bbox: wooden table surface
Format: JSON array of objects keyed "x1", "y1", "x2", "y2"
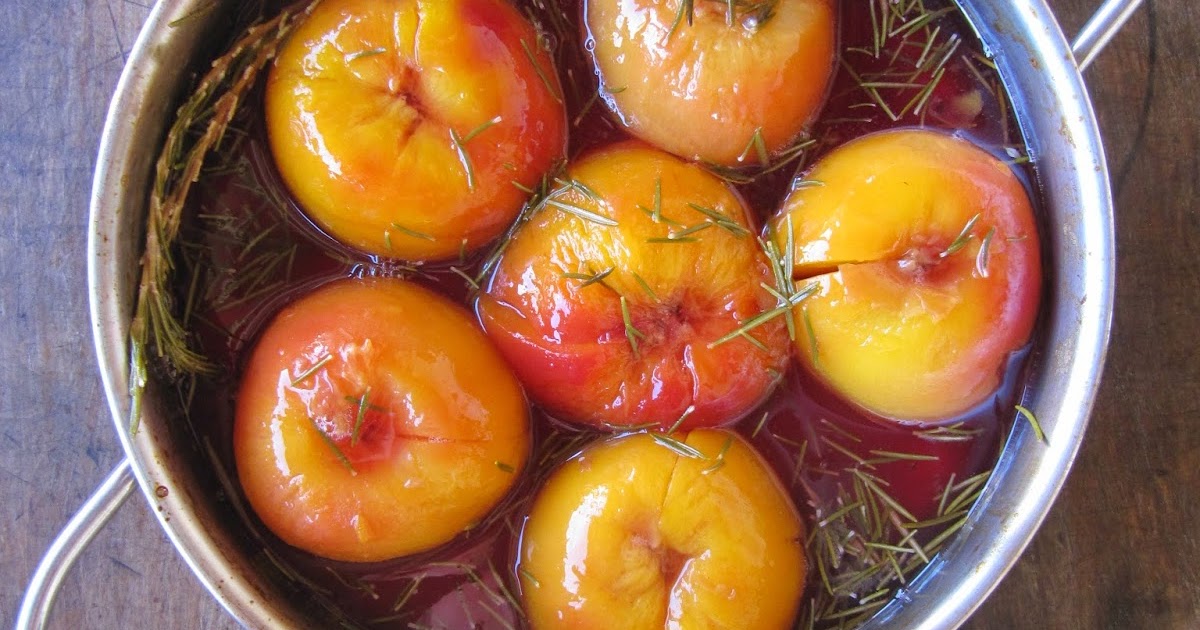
[{"x1": 1, "y1": 1, "x2": 1195, "y2": 628}]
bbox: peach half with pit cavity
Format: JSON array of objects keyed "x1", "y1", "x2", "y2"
[
  {"x1": 266, "y1": 0, "x2": 567, "y2": 260},
  {"x1": 770, "y1": 129, "x2": 1042, "y2": 421}
]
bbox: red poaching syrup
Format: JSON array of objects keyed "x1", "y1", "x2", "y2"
[{"x1": 171, "y1": 0, "x2": 1041, "y2": 627}]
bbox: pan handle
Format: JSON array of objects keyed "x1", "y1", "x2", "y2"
[
  {"x1": 15, "y1": 459, "x2": 136, "y2": 630},
  {"x1": 1072, "y1": 0, "x2": 1146, "y2": 71}
]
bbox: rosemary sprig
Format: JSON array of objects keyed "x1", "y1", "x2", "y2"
[
  {"x1": 631, "y1": 271, "x2": 659, "y2": 301},
  {"x1": 449, "y1": 128, "x2": 477, "y2": 191},
  {"x1": 447, "y1": 116, "x2": 503, "y2": 192},
  {"x1": 369, "y1": 576, "x2": 423, "y2": 622},
  {"x1": 554, "y1": 177, "x2": 601, "y2": 202},
  {"x1": 305, "y1": 415, "x2": 355, "y2": 474},
  {"x1": 940, "y1": 213, "x2": 981, "y2": 258},
  {"x1": 915, "y1": 421, "x2": 983, "y2": 442},
  {"x1": 601, "y1": 420, "x2": 660, "y2": 432},
  {"x1": 463, "y1": 115, "x2": 502, "y2": 142},
  {"x1": 841, "y1": 0, "x2": 971, "y2": 129},
  {"x1": 350, "y1": 387, "x2": 371, "y2": 446},
  {"x1": 686, "y1": 203, "x2": 751, "y2": 237},
  {"x1": 975, "y1": 227, "x2": 997, "y2": 277},
  {"x1": 344, "y1": 47, "x2": 386, "y2": 62},
  {"x1": 324, "y1": 567, "x2": 379, "y2": 600},
  {"x1": 794, "y1": 415, "x2": 995, "y2": 627},
  {"x1": 487, "y1": 559, "x2": 525, "y2": 619},
  {"x1": 390, "y1": 222, "x2": 435, "y2": 242},
  {"x1": 708, "y1": 282, "x2": 817, "y2": 348},
  {"x1": 668, "y1": 0, "x2": 779, "y2": 38},
  {"x1": 519, "y1": 38, "x2": 563, "y2": 104},
  {"x1": 667, "y1": 405, "x2": 696, "y2": 434},
  {"x1": 519, "y1": 567, "x2": 540, "y2": 589},
  {"x1": 562, "y1": 265, "x2": 614, "y2": 287},
  {"x1": 803, "y1": 306, "x2": 819, "y2": 363},
  {"x1": 646, "y1": 235, "x2": 698, "y2": 244},
  {"x1": 291, "y1": 354, "x2": 332, "y2": 387},
  {"x1": 668, "y1": 0, "x2": 695, "y2": 40},
  {"x1": 641, "y1": 177, "x2": 664, "y2": 223},
  {"x1": 737, "y1": 127, "x2": 771, "y2": 166},
  {"x1": 869, "y1": 449, "x2": 940, "y2": 462},
  {"x1": 545, "y1": 197, "x2": 618, "y2": 227},
  {"x1": 127, "y1": 0, "x2": 322, "y2": 433},
  {"x1": 650, "y1": 433, "x2": 705, "y2": 459},
  {"x1": 1016, "y1": 404, "x2": 1047, "y2": 443},
  {"x1": 620, "y1": 295, "x2": 645, "y2": 356},
  {"x1": 706, "y1": 136, "x2": 815, "y2": 185},
  {"x1": 450, "y1": 265, "x2": 481, "y2": 291},
  {"x1": 168, "y1": 1, "x2": 217, "y2": 28},
  {"x1": 700, "y1": 437, "x2": 734, "y2": 474},
  {"x1": 752, "y1": 411, "x2": 770, "y2": 437}
]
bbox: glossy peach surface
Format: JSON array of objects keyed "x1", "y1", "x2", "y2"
[
  {"x1": 265, "y1": 0, "x2": 567, "y2": 260},
  {"x1": 771, "y1": 129, "x2": 1042, "y2": 420},
  {"x1": 476, "y1": 142, "x2": 789, "y2": 430},
  {"x1": 519, "y1": 430, "x2": 805, "y2": 629},
  {"x1": 584, "y1": 0, "x2": 836, "y2": 166},
  {"x1": 234, "y1": 278, "x2": 529, "y2": 562}
]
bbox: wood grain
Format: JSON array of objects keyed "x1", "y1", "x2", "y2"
[{"x1": 0, "y1": 0, "x2": 1194, "y2": 628}]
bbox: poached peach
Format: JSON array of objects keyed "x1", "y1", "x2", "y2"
[
  {"x1": 266, "y1": 0, "x2": 567, "y2": 260},
  {"x1": 476, "y1": 142, "x2": 789, "y2": 430},
  {"x1": 770, "y1": 129, "x2": 1041, "y2": 420},
  {"x1": 234, "y1": 278, "x2": 529, "y2": 562},
  {"x1": 584, "y1": 0, "x2": 836, "y2": 166},
  {"x1": 518, "y1": 430, "x2": 805, "y2": 629}
]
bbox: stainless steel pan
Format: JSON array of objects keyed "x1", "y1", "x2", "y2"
[{"x1": 17, "y1": 0, "x2": 1143, "y2": 627}]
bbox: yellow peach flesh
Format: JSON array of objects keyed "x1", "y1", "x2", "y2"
[
  {"x1": 234, "y1": 278, "x2": 529, "y2": 562},
  {"x1": 519, "y1": 430, "x2": 805, "y2": 629},
  {"x1": 585, "y1": 0, "x2": 836, "y2": 165},
  {"x1": 266, "y1": 0, "x2": 566, "y2": 260},
  {"x1": 773, "y1": 129, "x2": 1041, "y2": 420}
]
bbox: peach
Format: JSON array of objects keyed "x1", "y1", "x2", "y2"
[
  {"x1": 518, "y1": 430, "x2": 806, "y2": 629},
  {"x1": 265, "y1": 0, "x2": 567, "y2": 260},
  {"x1": 476, "y1": 141, "x2": 789, "y2": 430},
  {"x1": 770, "y1": 129, "x2": 1042, "y2": 420},
  {"x1": 583, "y1": 0, "x2": 836, "y2": 166},
  {"x1": 233, "y1": 278, "x2": 529, "y2": 562}
]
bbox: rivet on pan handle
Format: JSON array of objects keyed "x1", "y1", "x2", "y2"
[
  {"x1": 15, "y1": 460, "x2": 135, "y2": 630},
  {"x1": 1072, "y1": 0, "x2": 1146, "y2": 71}
]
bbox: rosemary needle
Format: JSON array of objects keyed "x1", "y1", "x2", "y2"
[
  {"x1": 390, "y1": 222, "x2": 435, "y2": 242},
  {"x1": 1016, "y1": 404, "x2": 1047, "y2": 443},
  {"x1": 350, "y1": 387, "x2": 371, "y2": 447},
  {"x1": 651, "y1": 433, "x2": 704, "y2": 459},
  {"x1": 449, "y1": 128, "x2": 477, "y2": 191},
  {"x1": 941, "y1": 213, "x2": 981, "y2": 258},
  {"x1": 620, "y1": 295, "x2": 645, "y2": 355},
  {"x1": 305, "y1": 415, "x2": 355, "y2": 474},
  {"x1": 291, "y1": 354, "x2": 332, "y2": 386}
]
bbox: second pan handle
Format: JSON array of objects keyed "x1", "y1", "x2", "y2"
[
  {"x1": 1072, "y1": 0, "x2": 1146, "y2": 71},
  {"x1": 14, "y1": 460, "x2": 135, "y2": 630}
]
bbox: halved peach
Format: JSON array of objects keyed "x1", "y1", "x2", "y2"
[
  {"x1": 476, "y1": 141, "x2": 789, "y2": 430},
  {"x1": 518, "y1": 430, "x2": 806, "y2": 629},
  {"x1": 584, "y1": 0, "x2": 836, "y2": 166},
  {"x1": 234, "y1": 278, "x2": 529, "y2": 562},
  {"x1": 770, "y1": 129, "x2": 1041, "y2": 420},
  {"x1": 266, "y1": 0, "x2": 567, "y2": 260}
]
